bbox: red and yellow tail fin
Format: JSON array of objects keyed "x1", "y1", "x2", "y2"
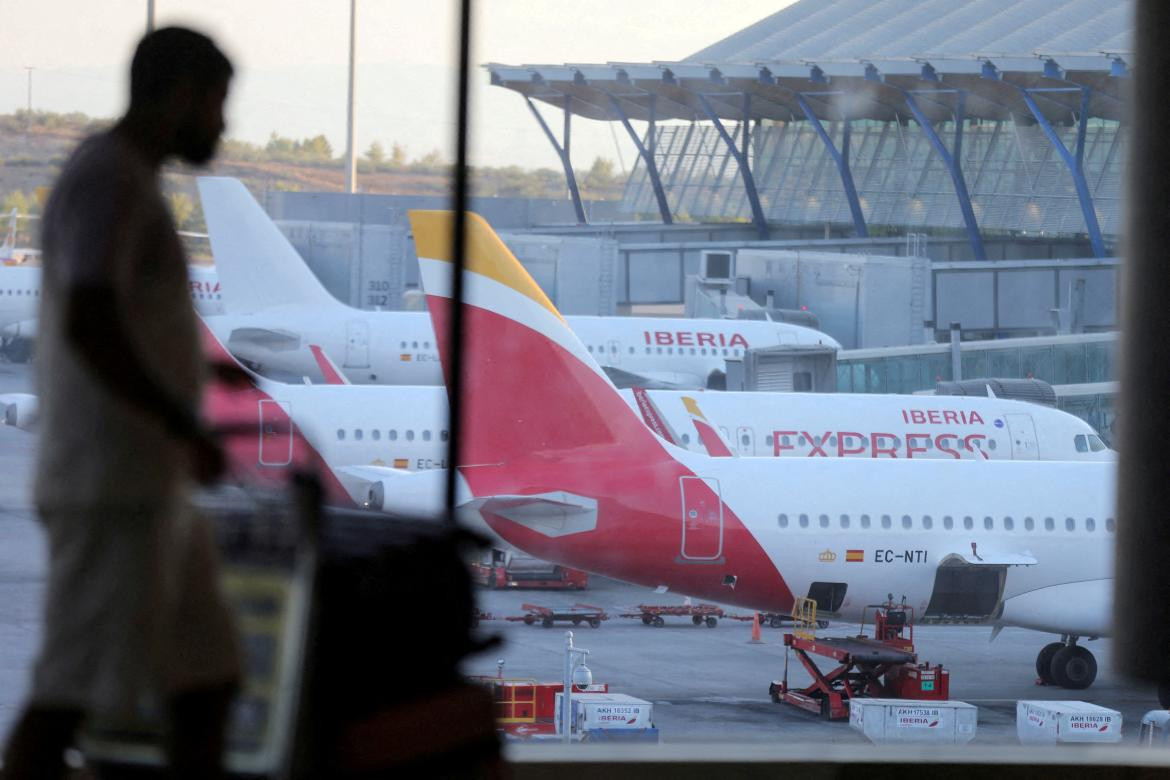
[
  {"x1": 681, "y1": 396, "x2": 735, "y2": 458},
  {"x1": 410, "y1": 210, "x2": 663, "y2": 467}
]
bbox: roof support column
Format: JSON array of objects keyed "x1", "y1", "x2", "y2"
[
  {"x1": 697, "y1": 93, "x2": 768, "y2": 239},
  {"x1": 903, "y1": 90, "x2": 986, "y2": 260},
  {"x1": 607, "y1": 93, "x2": 672, "y2": 225},
  {"x1": 526, "y1": 97, "x2": 586, "y2": 224},
  {"x1": 1019, "y1": 87, "x2": 1106, "y2": 258},
  {"x1": 796, "y1": 94, "x2": 868, "y2": 237}
]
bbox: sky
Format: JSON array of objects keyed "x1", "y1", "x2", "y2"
[{"x1": 0, "y1": 1, "x2": 791, "y2": 173}]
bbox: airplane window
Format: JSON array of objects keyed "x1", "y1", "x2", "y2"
[
  {"x1": 988, "y1": 439, "x2": 998, "y2": 451},
  {"x1": 722, "y1": 349, "x2": 728, "y2": 356},
  {"x1": 839, "y1": 514, "x2": 850, "y2": 529},
  {"x1": 1074, "y1": 434, "x2": 1089, "y2": 453},
  {"x1": 740, "y1": 434, "x2": 750, "y2": 446},
  {"x1": 963, "y1": 516, "x2": 974, "y2": 530},
  {"x1": 859, "y1": 436, "x2": 869, "y2": 447},
  {"x1": 690, "y1": 348, "x2": 696, "y2": 355},
  {"x1": 860, "y1": 514, "x2": 870, "y2": 529},
  {"x1": 778, "y1": 514, "x2": 788, "y2": 528},
  {"x1": 1086, "y1": 517, "x2": 1096, "y2": 532},
  {"x1": 406, "y1": 430, "x2": 415, "y2": 441},
  {"x1": 588, "y1": 346, "x2": 594, "y2": 352},
  {"x1": 700, "y1": 348, "x2": 707, "y2": 355},
  {"x1": 355, "y1": 429, "x2": 364, "y2": 441},
  {"x1": 412, "y1": 341, "x2": 418, "y2": 348},
  {"x1": 818, "y1": 514, "x2": 829, "y2": 528},
  {"x1": 1045, "y1": 517, "x2": 1055, "y2": 531},
  {"x1": 657, "y1": 348, "x2": 663, "y2": 354},
  {"x1": 924, "y1": 438, "x2": 933, "y2": 450},
  {"x1": 881, "y1": 514, "x2": 891, "y2": 529},
  {"x1": 1065, "y1": 517, "x2": 1076, "y2": 531},
  {"x1": 984, "y1": 516, "x2": 993, "y2": 530},
  {"x1": 681, "y1": 433, "x2": 691, "y2": 445},
  {"x1": 645, "y1": 347, "x2": 651, "y2": 354},
  {"x1": 1025, "y1": 516, "x2": 1035, "y2": 531},
  {"x1": 423, "y1": 430, "x2": 432, "y2": 441},
  {"x1": 1106, "y1": 517, "x2": 1116, "y2": 533},
  {"x1": 1004, "y1": 516, "x2": 1014, "y2": 531},
  {"x1": 892, "y1": 436, "x2": 902, "y2": 448},
  {"x1": 943, "y1": 515, "x2": 953, "y2": 530},
  {"x1": 901, "y1": 515, "x2": 912, "y2": 529},
  {"x1": 372, "y1": 430, "x2": 381, "y2": 441},
  {"x1": 400, "y1": 341, "x2": 406, "y2": 349},
  {"x1": 389, "y1": 430, "x2": 398, "y2": 441},
  {"x1": 336, "y1": 429, "x2": 345, "y2": 440},
  {"x1": 424, "y1": 341, "x2": 430, "y2": 348},
  {"x1": 782, "y1": 436, "x2": 791, "y2": 447},
  {"x1": 764, "y1": 435, "x2": 773, "y2": 447},
  {"x1": 1089, "y1": 435, "x2": 1108, "y2": 452},
  {"x1": 798, "y1": 435, "x2": 807, "y2": 446},
  {"x1": 628, "y1": 347, "x2": 634, "y2": 354},
  {"x1": 441, "y1": 430, "x2": 449, "y2": 442},
  {"x1": 829, "y1": 435, "x2": 838, "y2": 448},
  {"x1": 922, "y1": 515, "x2": 932, "y2": 530},
  {"x1": 799, "y1": 514, "x2": 809, "y2": 529}
]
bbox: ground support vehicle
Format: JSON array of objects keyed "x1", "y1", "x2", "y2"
[
  {"x1": 770, "y1": 603, "x2": 949, "y2": 720},
  {"x1": 506, "y1": 603, "x2": 608, "y2": 628},
  {"x1": 470, "y1": 550, "x2": 589, "y2": 590},
  {"x1": 621, "y1": 603, "x2": 724, "y2": 627}
]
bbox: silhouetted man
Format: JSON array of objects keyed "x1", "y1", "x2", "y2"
[{"x1": 3, "y1": 27, "x2": 240, "y2": 779}]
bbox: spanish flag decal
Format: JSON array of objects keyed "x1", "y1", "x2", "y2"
[
  {"x1": 845, "y1": 549, "x2": 864, "y2": 563},
  {"x1": 400, "y1": 354, "x2": 412, "y2": 362},
  {"x1": 393, "y1": 458, "x2": 409, "y2": 469}
]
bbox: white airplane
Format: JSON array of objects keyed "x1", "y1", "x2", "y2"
[
  {"x1": 399, "y1": 209, "x2": 1119, "y2": 695},
  {"x1": 195, "y1": 176, "x2": 839, "y2": 389},
  {"x1": 0, "y1": 264, "x2": 222, "y2": 362}
]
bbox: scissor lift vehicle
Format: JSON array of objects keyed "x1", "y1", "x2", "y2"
[
  {"x1": 770, "y1": 600, "x2": 946, "y2": 720},
  {"x1": 621, "y1": 603, "x2": 724, "y2": 627}
]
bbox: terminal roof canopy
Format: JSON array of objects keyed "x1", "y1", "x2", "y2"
[{"x1": 486, "y1": 0, "x2": 1132, "y2": 124}]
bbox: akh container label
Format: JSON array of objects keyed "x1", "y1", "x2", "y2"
[{"x1": 894, "y1": 706, "x2": 942, "y2": 729}]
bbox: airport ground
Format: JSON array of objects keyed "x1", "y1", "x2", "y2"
[{"x1": 0, "y1": 359, "x2": 1160, "y2": 750}]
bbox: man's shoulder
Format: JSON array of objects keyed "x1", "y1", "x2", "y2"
[{"x1": 57, "y1": 131, "x2": 148, "y2": 192}]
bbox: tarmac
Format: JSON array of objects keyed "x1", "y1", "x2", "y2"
[{"x1": 0, "y1": 358, "x2": 1163, "y2": 752}]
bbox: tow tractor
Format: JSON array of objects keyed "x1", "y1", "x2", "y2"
[
  {"x1": 770, "y1": 598, "x2": 950, "y2": 720},
  {"x1": 470, "y1": 549, "x2": 589, "y2": 590}
]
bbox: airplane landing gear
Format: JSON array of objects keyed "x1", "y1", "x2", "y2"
[{"x1": 1037, "y1": 635, "x2": 1097, "y2": 690}]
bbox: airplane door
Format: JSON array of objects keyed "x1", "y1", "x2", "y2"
[
  {"x1": 735, "y1": 426, "x2": 755, "y2": 456},
  {"x1": 344, "y1": 320, "x2": 370, "y2": 368},
  {"x1": 607, "y1": 339, "x2": 621, "y2": 365},
  {"x1": 1004, "y1": 413, "x2": 1039, "y2": 460},
  {"x1": 679, "y1": 476, "x2": 724, "y2": 562},
  {"x1": 258, "y1": 399, "x2": 293, "y2": 466}
]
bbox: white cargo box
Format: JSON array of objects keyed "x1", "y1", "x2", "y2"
[
  {"x1": 1017, "y1": 700, "x2": 1122, "y2": 744},
  {"x1": 849, "y1": 698, "x2": 977, "y2": 744},
  {"x1": 554, "y1": 693, "x2": 653, "y2": 734}
]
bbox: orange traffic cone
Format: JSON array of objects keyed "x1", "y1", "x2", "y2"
[{"x1": 748, "y1": 611, "x2": 763, "y2": 644}]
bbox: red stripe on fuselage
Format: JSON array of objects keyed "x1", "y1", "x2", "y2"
[{"x1": 428, "y1": 295, "x2": 794, "y2": 611}]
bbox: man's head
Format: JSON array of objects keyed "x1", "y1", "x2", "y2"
[{"x1": 127, "y1": 27, "x2": 233, "y2": 165}]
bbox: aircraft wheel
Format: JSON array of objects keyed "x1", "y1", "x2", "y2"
[
  {"x1": 589, "y1": 618, "x2": 601, "y2": 629},
  {"x1": 692, "y1": 615, "x2": 703, "y2": 626},
  {"x1": 1158, "y1": 680, "x2": 1170, "y2": 709},
  {"x1": 705, "y1": 616, "x2": 718, "y2": 628},
  {"x1": 1035, "y1": 642, "x2": 1064, "y2": 684},
  {"x1": 1051, "y1": 645, "x2": 1097, "y2": 689}
]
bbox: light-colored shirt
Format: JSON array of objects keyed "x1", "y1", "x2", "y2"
[{"x1": 35, "y1": 131, "x2": 202, "y2": 509}]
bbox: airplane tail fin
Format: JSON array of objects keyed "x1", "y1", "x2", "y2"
[
  {"x1": 196, "y1": 177, "x2": 341, "y2": 315},
  {"x1": 410, "y1": 210, "x2": 667, "y2": 467},
  {"x1": 309, "y1": 344, "x2": 351, "y2": 385},
  {"x1": 681, "y1": 396, "x2": 735, "y2": 457}
]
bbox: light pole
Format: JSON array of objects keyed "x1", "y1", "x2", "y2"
[
  {"x1": 344, "y1": 0, "x2": 357, "y2": 193},
  {"x1": 561, "y1": 631, "x2": 592, "y2": 743},
  {"x1": 146, "y1": 0, "x2": 155, "y2": 33},
  {"x1": 23, "y1": 67, "x2": 33, "y2": 143}
]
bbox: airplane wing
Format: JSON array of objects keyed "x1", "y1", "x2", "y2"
[
  {"x1": 602, "y1": 366, "x2": 701, "y2": 390},
  {"x1": 225, "y1": 327, "x2": 304, "y2": 353}
]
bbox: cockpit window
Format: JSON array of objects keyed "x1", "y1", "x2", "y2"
[
  {"x1": 1074, "y1": 434, "x2": 1089, "y2": 453},
  {"x1": 1088, "y1": 434, "x2": 1108, "y2": 452}
]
